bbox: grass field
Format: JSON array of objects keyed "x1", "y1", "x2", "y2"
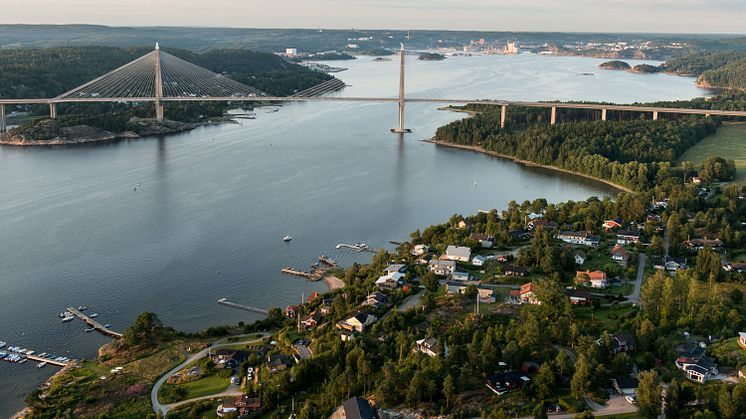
[
  {"x1": 677, "y1": 123, "x2": 746, "y2": 184},
  {"x1": 178, "y1": 374, "x2": 231, "y2": 400}
]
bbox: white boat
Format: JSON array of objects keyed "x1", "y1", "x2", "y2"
[
  {"x1": 89, "y1": 313, "x2": 98, "y2": 318},
  {"x1": 283, "y1": 235, "x2": 292, "y2": 242},
  {"x1": 104, "y1": 324, "x2": 112, "y2": 328},
  {"x1": 61, "y1": 315, "x2": 74, "y2": 322},
  {"x1": 78, "y1": 306, "x2": 88, "y2": 311},
  {"x1": 37, "y1": 362, "x2": 47, "y2": 368},
  {"x1": 84, "y1": 328, "x2": 95, "y2": 333}
]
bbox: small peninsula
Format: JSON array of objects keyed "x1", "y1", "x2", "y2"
[{"x1": 418, "y1": 52, "x2": 446, "y2": 61}]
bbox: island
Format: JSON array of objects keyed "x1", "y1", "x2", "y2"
[
  {"x1": 418, "y1": 52, "x2": 446, "y2": 61},
  {"x1": 599, "y1": 60, "x2": 631, "y2": 70}
]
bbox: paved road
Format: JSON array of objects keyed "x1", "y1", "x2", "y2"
[
  {"x1": 150, "y1": 333, "x2": 269, "y2": 417},
  {"x1": 626, "y1": 253, "x2": 647, "y2": 304},
  {"x1": 397, "y1": 289, "x2": 425, "y2": 312}
]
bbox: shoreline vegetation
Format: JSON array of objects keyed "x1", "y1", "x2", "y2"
[{"x1": 424, "y1": 138, "x2": 633, "y2": 193}]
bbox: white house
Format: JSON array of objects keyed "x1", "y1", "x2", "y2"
[
  {"x1": 574, "y1": 251, "x2": 586, "y2": 265},
  {"x1": 337, "y1": 313, "x2": 376, "y2": 334},
  {"x1": 429, "y1": 259, "x2": 456, "y2": 276},
  {"x1": 411, "y1": 244, "x2": 429, "y2": 256},
  {"x1": 557, "y1": 231, "x2": 601, "y2": 247},
  {"x1": 414, "y1": 337, "x2": 447, "y2": 357},
  {"x1": 472, "y1": 255, "x2": 487, "y2": 266},
  {"x1": 375, "y1": 272, "x2": 404, "y2": 289},
  {"x1": 452, "y1": 271, "x2": 470, "y2": 282},
  {"x1": 738, "y1": 332, "x2": 746, "y2": 350},
  {"x1": 445, "y1": 245, "x2": 472, "y2": 262}
]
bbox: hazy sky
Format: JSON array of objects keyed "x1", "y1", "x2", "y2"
[{"x1": 2, "y1": 0, "x2": 745, "y2": 34}]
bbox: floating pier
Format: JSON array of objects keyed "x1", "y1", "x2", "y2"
[
  {"x1": 318, "y1": 255, "x2": 337, "y2": 267},
  {"x1": 281, "y1": 267, "x2": 314, "y2": 278},
  {"x1": 0, "y1": 345, "x2": 71, "y2": 367},
  {"x1": 217, "y1": 298, "x2": 268, "y2": 315},
  {"x1": 335, "y1": 243, "x2": 372, "y2": 253},
  {"x1": 66, "y1": 307, "x2": 123, "y2": 339}
]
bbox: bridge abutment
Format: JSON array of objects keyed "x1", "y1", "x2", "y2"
[
  {"x1": 49, "y1": 103, "x2": 57, "y2": 119},
  {"x1": 0, "y1": 104, "x2": 5, "y2": 133}
]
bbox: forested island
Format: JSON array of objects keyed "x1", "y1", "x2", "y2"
[
  {"x1": 0, "y1": 46, "x2": 336, "y2": 145},
  {"x1": 418, "y1": 52, "x2": 446, "y2": 61}
]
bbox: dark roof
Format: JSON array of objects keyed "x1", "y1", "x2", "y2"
[
  {"x1": 342, "y1": 396, "x2": 378, "y2": 419},
  {"x1": 352, "y1": 312, "x2": 369, "y2": 324},
  {"x1": 614, "y1": 375, "x2": 639, "y2": 389},
  {"x1": 686, "y1": 364, "x2": 710, "y2": 375}
]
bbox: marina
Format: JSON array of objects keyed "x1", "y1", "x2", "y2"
[
  {"x1": 65, "y1": 307, "x2": 124, "y2": 339},
  {"x1": 335, "y1": 242, "x2": 373, "y2": 252},
  {"x1": 216, "y1": 298, "x2": 269, "y2": 315},
  {"x1": 0, "y1": 344, "x2": 71, "y2": 368}
]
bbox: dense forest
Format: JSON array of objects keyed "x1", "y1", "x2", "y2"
[{"x1": 434, "y1": 103, "x2": 723, "y2": 190}]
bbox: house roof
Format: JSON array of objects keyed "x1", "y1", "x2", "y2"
[
  {"x1": 614, "y1": 375, "x2": 639, "y2": 389},
  {"x1": 739, "y1": 332, "x2": 746, "y2": 340},
  {"x1": 446, "y1": 245, "x2": 472, "y2": 258},
  {"x1": 575, "y1": 250, "x2": 586, "y2": 258},
  {"x1": 567, "y1": 289, "x2": 591, "y2": 300},
  {"x1": 341, "y1": 397, "x2": 378, "y2": 419},
  {"x1": 610, "y1": 245, "x2": 630, "y2": 258},
  {"x1": 429, "y1": 259, "x2": 456, "y2": 268},
  {"x1": 577, "y1": 270, "x2": 606, "y2": 280},
  {"x1": 617, "y1": 230, "x2": 640, "y2": 237},
  {"x1": 520, "y1": 282, "x2": 533, "y2": 294}
]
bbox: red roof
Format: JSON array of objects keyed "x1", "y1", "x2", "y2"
[{"x1": 520, "y1": 282, "x2": 533, "y2": 295}]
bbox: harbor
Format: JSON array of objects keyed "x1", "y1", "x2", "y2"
[
  {"x1": 65, "y1": 307, "x2": 124, "y2": 339},
  {"x1": 0, "y1": 341, "x2": 71, "y2": 368}
]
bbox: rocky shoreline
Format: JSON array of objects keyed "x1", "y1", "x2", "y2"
[{"x1": 0, "y1": 117, "x2": 200, "y2": 146}]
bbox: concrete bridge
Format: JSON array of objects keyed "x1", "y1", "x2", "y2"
[{"x1": 1, "y1": 44, "x2": 745, "y2": 133}]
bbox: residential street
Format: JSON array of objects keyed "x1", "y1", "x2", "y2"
[{"x1": 626, "y1": 253, "x2": 647, "y2": 304}]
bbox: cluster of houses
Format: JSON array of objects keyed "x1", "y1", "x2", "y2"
[{"x1": 509, "y1": 282, "x2": 592, "y2": 306}]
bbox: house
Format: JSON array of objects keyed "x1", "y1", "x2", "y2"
[
  {"x1": 446, "y1": 283, "x2": 495, "y2": 302},
  {"x1": 527, "y1": 212, "x2": 543, "y2": 221},
  {"x1": 557, "y1": 231, "x2": 601, "y2": 247},
  {"x1": 647, "y1": 214, "x2": 662, "y2": 223},
  {"x1": 411, "y1": 244, "x2": 429, "y2": 256},
  {"x1": 330, "y1": 396, "x2": 378, "y2": 419},
  {"x1": 665, "y1": 257, "x2": 687, "y2": 272},
  {"x1": 610, "y1": 245, "x2": 630, "y2": 266},
  {"x1": 472, "y1": 255, "x2": 487, "y2": 266},
  {"x1": 528, "y1": 219, "x2": 558, "y2": 231},
  {"x1": 320, "y1": 298, "x2": 333, "y2": 316},
  {"x1": 611, "y1": 376, "x2": 639, "y2": 395},
  {"x1": 505, "y1": 265, "x2": 527, "y2": 277},
  {"x1": 486, "y1": 371, "x2": 531, "y2": 395},
  {"x1": 457, "y1": 219, "x2": 475, "y2": 230},
  {"x1": 520, "y1": 282, "x2": 540, "y2": 304},
  {"x1": 675, "y1": 344, "x2": 718, "y2": 383},
  {"x1": 307, "y1": 292, "x2": 320, "y2": 303},
  {"x1": 574, "y1": 250, "x2": 586, "y2": 265},
  {"x1": 384, "y1": 263, "x2": 407, "y2": 275},
  {"x1": 217, "y1": 397, "x2": 238, "y2": 417},
  {"x1": 684, "y1": 238, "x2": 725, "y2": 252},
  {"x1": 337, "y1": 312, "x2": 376, "y2": 333},
  {"x1": 724, "y1": 262, "x2": 746, "y2": 273},
  {"x1": 267, "y1": 354, "x2": 294, "y2": 374},
  {"x1": 576, "y1": 270, "x2": 608, "y2": 288},
  {"x1": 285, "y1": 304, "x2": 301, "y2": 319},
  {"x1": 428, "y1": 259, "x2": 456, "y2": 276},
  {"x1": 363, "y1": 291, "x2": 389, "y2": 309},
  {"x1": 691, "y1": 176, "x2": 702, "y2": 185},
  {"x1": 496, "y1": 255, "x2": 509, "y2": 263},
  {"x1": 452, "y1": 271, "x2": 470, "y2": 282},
  {"x1": 616, "y1": 230, "x2": 641, "y2": 245},
  {"x1": 213, "y1": 349, "x2": 249, "y2": 369},
  {"x1": 597, "y1": 333, "x2": 636, "y2": 353},
  {"x1": 339, "y1": 329, "x2": 355, "y2": 342},
  {"x1": 470, "y1": 233, "x2": 495, "y2": 248},
  {"x1": 375, "y1": 272, "x2": 404, "y2": 290},
  {"x1": 233, "y1": 395, "x2": 261, "y2": 414},
  {"x1": 603, "y1": 219, "x2": 624, "y2": 231},
  {"x1": 445, "y1": 245, "x2": 472, "y2": 262},
  {"x1": 738, "y1": 332, "x2": 746, "y2": 350},
  {"x1": 509, "y1": 229, "x2": 533, "y2": 240},
  {"x1": 509, "y1": 288, "x2": 521, "y2": 302},
  {"x1": 414, "y1": 337, "x2": 446, "y2": 357},
  {"x1": 301, "y1": 310, "x2": 323, "y2": 330},
  {"x1": 567, "y1": 289, "x2": 592, "y2": 305}
]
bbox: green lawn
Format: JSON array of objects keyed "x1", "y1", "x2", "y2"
[
  {"x1": 709, "y1": 337, "x2": 746, "y2": 367},
  {"x1": 677, "y1": 123, "x2": 746, "y2": 184},
  {"x1": 162, "y1": 373, "x2": 231, "y2": 402}
]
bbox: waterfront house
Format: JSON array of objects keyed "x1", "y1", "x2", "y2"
[
  {"x1": 330, "y1": 396, "x2": 379, "y2": 419},
  {"x1": 576, "y1": 270, "x2": 608, "y2": 288},
  {"x1": 472, "y1": 255, "x2": 487, "y2": 266},
  {"x1": 411, "y1": 244, "x2": 429, "y2": 256},
  {"x1": 285, "y1": 304, "x2": 301, "y2": 319},
  {"x1": 557, "y1": 231, "x2": 601, "y2": 247},
  {"x1": 610, "y1": 245, "x2": 630, "y2": 266},
  {"x1": 520, "y1": 282, "x2": 539, "y2": 304},
  {"x1": 445, "y1": 245, "x2": 472, "y2": 262},
  {"x1": 428, "y1": 259, "x2": 456, "y2": 276},
  {"x1": 307, "y1": 292, "x2": 320, "y2": 303},
  {"x1": 616, "y1": 230, "x2": 641, "y2": 245},
  {"x1": 375, "y1": 272, "x2": 404, "y2": 290},
  {"x1": 574, "y1": 250, "x2": 586, "y2": 265},
  {"x1": 567, "y1": 289, "x2": 591, "y2": 305},
  {"x1": 414, "y1": 337, "x2": 446, "y2": 357},
  {"x1": 603, "y1": 219, "x2": 624, "y2": 231}
]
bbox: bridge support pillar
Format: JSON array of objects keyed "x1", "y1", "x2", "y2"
[
  {"x1": 652, "y1": 111, "x2": 659, "y2": 121},
  {"x1": 0, "y1": 104, "x2": 5, "y2": 133},
  {"x1": 705, "y1": 113, "x2": 711, "y2": 118},
  {"x1": 155, "y1": 102, "x2": 164, "y2": 121},
  {"x1": 49, "y1": 103, "x2": 57, "y2": 119},
  {"x1": 500, "y1": 105, "x2": 507, "y2": 129},
  {"x1": 391, "y1": 44, "x2": 411, "y2": 134},
  {"x1": 601, "y1": 108, "x2": 607, "y2": 121},
  {"x1": 550, "y1": 106, "x2": 557, "y2": 125}
]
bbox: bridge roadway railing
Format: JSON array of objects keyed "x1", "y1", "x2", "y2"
[{"x1": 2, "y1": 96, "x2": 746, "y2": 118}]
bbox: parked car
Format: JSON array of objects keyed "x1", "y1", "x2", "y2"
[{"x1": 626, "y1": 395, "x2": 636, "y2": 404}]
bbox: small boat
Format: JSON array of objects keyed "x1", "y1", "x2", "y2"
[
  {"x1": 84, "y1": 328, "x2": 95, "y2": 333},
  {"x1": 61, "y1": 315, "x2": 74, "y2": 322},
  {"x1": 58, "y1": 312, "x2": 68, "y2": 318},
  {"x1": 78, "y1": 306, "x2": 88, "y2": 311},
  {"x1": 103, "y1": 324, "x2": 112, "y2": 328},
  {"x1": 283, "y1": 235, "x2": 292, "y2": 242},
  {"x1": 89, "y1": 313, "x2": 98, "y2": 318},
  {"x1": 37, "y1": 362, "x2": 47, "y2": 368}
]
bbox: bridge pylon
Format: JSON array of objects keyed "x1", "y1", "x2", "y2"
[
  {"x1": 154, "y1": 42, "x2": 165, "y2": 121},
  {"x1": 391, "y1": 44, "x2": 411, "y2": 134}
]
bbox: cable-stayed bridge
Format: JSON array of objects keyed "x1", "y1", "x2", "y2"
[{"x1": 1, "y1": 43, "x2": 746, "y2": 134}]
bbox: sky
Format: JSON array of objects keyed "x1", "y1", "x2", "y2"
[{"x1": 1, "y1": 0, "x2": 745, "y2": 34}]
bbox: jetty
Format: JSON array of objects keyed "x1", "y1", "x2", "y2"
[
  {"x1": 281, "y1": 267, "x2": 314, "y2": 279},
  {"x1": 335, "y1": 243, "x2": 372, "y2": 253},
  {"x1": 318, "y1": 255, "x2": 337, "y2": 267},
  {"x1": 1, "y1": 345, "x2": 71, "y2": 367},
  {"x1": 66, "y1": 307, "x2": 123, "y2": 339},
  {"x1": 217, "y1": 298, "x2": 268, "y2": 315}
]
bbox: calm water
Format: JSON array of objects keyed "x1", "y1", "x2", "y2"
[{"x1": 0, "y1": 53, "x2": 707, "y2": 415}]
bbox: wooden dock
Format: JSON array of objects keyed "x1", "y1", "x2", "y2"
[
  {"x1": 27, "y1": 354, "x2": 69, "y2": 367},
  {"x1": 281, "y1": 267, "x2": 313, "y2": 278},
  {"x1": 217, "y1": 298, "x2": 268, "y2": 315},
  {"x1": 66, "y1": 307, "x2": 123, "y2": 339},
  {"x1": 318, "y1": 256, "x2": 337, "y2": 267}
]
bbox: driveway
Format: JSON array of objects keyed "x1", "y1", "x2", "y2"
[
  {"x1": 150, "y1": 333, "x2": 269, "y2": 416},
  {"x1": 625, "y1": 253, "x2": 647, "y2": 304},
  {"x1": 397, "y1": 289, "x2": 425, "y2": 312}
]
